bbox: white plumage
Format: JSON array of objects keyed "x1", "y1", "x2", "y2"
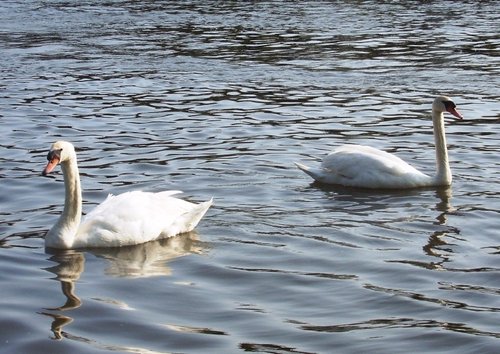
[
  {"x1": 42, "y1": 141, "x2": 212, "y2": 249},
  {"x1": 296, "y1": 144, "x2": 431, "y2": 188},
  {"x1": 296, "y1": 96, "x2": 463, "y2": 189}
]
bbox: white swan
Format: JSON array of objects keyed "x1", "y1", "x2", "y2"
[
  {"x1": 42, "y1": 141, "x2": 212, "y2": 249},
  {"x1": 295, "y1": 96, "x2": 463, "y2": 189}
]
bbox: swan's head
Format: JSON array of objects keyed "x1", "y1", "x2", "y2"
[
  {"x1": 433, "y1": 96, "x2": 463, "y2": 119},
  {"x1": 42, "y1": 141, "x2": 77, "y2": 176}
]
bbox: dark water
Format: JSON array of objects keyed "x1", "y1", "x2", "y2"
[{"x1": 1, "y1": 1, "x2": 499, "y2": 353}]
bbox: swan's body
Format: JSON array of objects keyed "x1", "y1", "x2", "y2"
[
  {"x1": 296, "y1": 96, "x2": 463, "y2": 189},
  {"x1": 42, "y1": 141, "x2": 212, "y2": 249}
]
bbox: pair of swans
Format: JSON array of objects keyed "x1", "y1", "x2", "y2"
[{"x1": 42, "y1": 96, "x2": 461, "y2": 249}]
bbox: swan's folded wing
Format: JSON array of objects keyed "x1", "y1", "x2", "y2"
[
  {"x1": 85, "y1": 190, "x2": 184, "y2": 218},
  {"x1": 323, "y1": 146, "x2": 415, "y2": 175},
  {"x1": 76, "y1": 191, "x2": 210, "y2": 247},
  {"x1": 321, "y1": 145, "x2": 429, "y2": 188}
]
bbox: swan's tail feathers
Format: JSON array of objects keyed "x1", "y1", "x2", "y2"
[
  {"x1": 177, "y1": 198, "x2": 213, "y2": 234},
  {"x1": 191, "y1": 199, "x2": 213, "y2": 229},
  {"x1": 295, "y1": 162, "x2": 310, "y2": 173},
  {"x1": 295, "y1": 162, "x2": 322, "y2": 181}
]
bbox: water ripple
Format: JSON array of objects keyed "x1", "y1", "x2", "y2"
[{"x1": 1, "y1": 1, "x2": 499, "y2": 353}]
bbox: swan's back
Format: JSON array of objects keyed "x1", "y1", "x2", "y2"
[
  {"x1": 299, "y1": 145, "x2": 432, "y2": 188},
  {"x1": 74, "y1": 191, "x2": 212, "y2": 248}
]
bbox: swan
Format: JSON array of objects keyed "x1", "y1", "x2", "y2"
[
  {"x1": 295, "y1": 96, "x2": 463, "y2": 189},
  {"x1": 42, "y1": 141, "x2": 212, "y2": 249}
]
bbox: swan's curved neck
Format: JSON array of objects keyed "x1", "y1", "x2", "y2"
[
  {"x1": 432, "y1": 109, "x2": 451, "y2": 186},
  {"x1": 46, "y1": 158, "x2": 82, "y2": 248}
]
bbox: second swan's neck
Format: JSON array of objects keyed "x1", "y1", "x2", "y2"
[
  {"x1": 46, "y1": 158, "x2": 82, "y2": 248},
  {"x1": 432, "y1": 109, "x2": 451, "y2": 186}
]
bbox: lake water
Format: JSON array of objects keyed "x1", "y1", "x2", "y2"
[{"x1": 1, "y1": 1, "x2": 499, "y2": 353}]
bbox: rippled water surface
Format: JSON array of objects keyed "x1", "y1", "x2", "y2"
[{"x1": 1, "y1": 1, "x2": 499, "y2": 353}]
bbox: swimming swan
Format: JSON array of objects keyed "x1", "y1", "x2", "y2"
[
  {"x1": 295, "y1": 96, "x2": 463, "y2": 189},
  {"x1": 42, "y1": 141, "x2": 212, "y2": 249}
]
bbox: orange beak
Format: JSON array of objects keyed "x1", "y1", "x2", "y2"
[
  {"x1": 42, "y1": 158, "x2": 60, "y2": 176},
  {"x1": 447, "y1": 107, "x2": 463, "y2": 119}
]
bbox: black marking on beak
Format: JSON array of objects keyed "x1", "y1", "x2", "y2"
[
  {"x1": 442, "y1": 100, "x2": 456, "y2": 111},
  {"x1": 47, "y1": 149, "x2": 62, "y2": 161}
]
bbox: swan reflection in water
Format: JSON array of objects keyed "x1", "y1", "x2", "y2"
[
  {"x1": 40, "y1": 232, "x2": 206, "y2": 340},
  {"x1": 423, "y1": 186, "x2": 462, "y2": 267},
  {"x1": 314, "y1": 183, "x2": 458, "y2": 269}
]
